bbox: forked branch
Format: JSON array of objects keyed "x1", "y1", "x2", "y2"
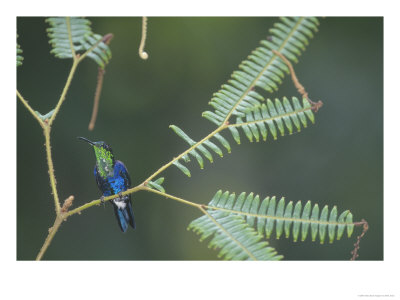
[{"x1": 19, "y1": 29, "x2": 116, "y2": 259}]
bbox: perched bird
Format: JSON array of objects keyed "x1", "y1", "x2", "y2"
[{"x1": 78, "y1": 137, "x2": 135, "y2": 232}]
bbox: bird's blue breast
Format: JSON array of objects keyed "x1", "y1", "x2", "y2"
[
  {"x1": 94, "y1": 160, "x2": 130, "y2": 196},
  {"x1": 104, "y1": 176, "x2": 127, "y2": 196}
]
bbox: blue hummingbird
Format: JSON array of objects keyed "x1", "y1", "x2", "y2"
[{"x1": 78, "y1": 137, "x2": 135, "y2": 232}]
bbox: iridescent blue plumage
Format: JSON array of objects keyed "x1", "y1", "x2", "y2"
[{"x1": 78, "y1": 137, "x2": 135, "y2": 232}]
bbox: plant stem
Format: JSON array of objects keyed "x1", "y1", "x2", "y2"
[
  {"x1": 34, "y1": 57, "x2": 81, "y2": 260},
  {"x1": 47, "y1": 59, "x2": 79, "y2": 126},
  {"x1": 66, "y1": 17, "x2": 76, "y2": 58},
  {"x1": 88, "y1": 68, "x2": 105, "y2": 131},
  {"x1": 350, "y1": 219, "x2": 369, "y2": 260},
  {"x1": 64, "y1": 185, "x2": 146, "y2": 218},
  {"x1": 44, "y1": 125, "x2": 61, "y2": 214},
  {"x1": 142, "y1": 186, "x2": 201, "y2": 208},
  {"x1": 36, "y1": 215, "x2": 63, "y2": 261},
  {"x1": 65, "y1": 186, "x2": 199, "y2": 220}
]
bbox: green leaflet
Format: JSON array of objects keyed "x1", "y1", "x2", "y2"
[
  {"x1": 173, "y1": 161, "x2": 191, "y2": 177},
  {"x1": 188, "y1": 210, "x2": 282, "y2": 260},
  {"x1": 147, "y1": 177, "x2": 165, "y2": 193},
  {"x1": 46, "y1": 17, "x2": 112, "y2": 68},
  {"x1": 197, "y1": 190, "x2": 355, "y2": 244},
  {"x1": 34, "y1": 109, "x2": 55, "y2": 121}
]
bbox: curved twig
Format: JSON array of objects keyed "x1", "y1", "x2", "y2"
[
  {"x1": 139, "y1": 17, "x2": 149, "y2": 60},
  {"x1": 88, "y1": 68, "x2": 105, "y2": 131},
  {"x1": 88, "y1": 34, "x2": 113, "y2": 131},
  {"x1": 272, "y1": 49, "x2": 323, "y2": 112},
  {"x1": 350, "y1": 219, "x2": 369, "y2": 260}
]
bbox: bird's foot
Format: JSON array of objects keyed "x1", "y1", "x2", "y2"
[
  {"x1": 118, "y1": 192, "x2": 123, "y2": 200},
  {"x1": 100, "y1": 196, "x2": 105, "y2": 204}
]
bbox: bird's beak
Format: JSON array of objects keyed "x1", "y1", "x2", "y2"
[{"x1": 77, "y1": 136, "x2": 95, "y2": 146}]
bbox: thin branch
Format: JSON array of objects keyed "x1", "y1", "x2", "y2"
[
  {"x1": 36, "y1": 215, "x2": 63, "y2": 261},
  {"x1": 44, "y1": 126, "x2": 61, "y2": 214},
  {"x1": 19, "y1": 59, "x2": 81, "y2": 259},
  {"x1": 272, "y1": 49, "x2": 323, "y2": 112},
  {"x1": 17, "y1": 93, "x2": 62, "y2": 214},
  {"x1": 66, "y1": 17, "x2": 76, "y2": 58},
  {"x1": 37, "y1": 186, "x2": 143, "y2": 260},
  {"x1": 88, "y1": 68, "x2": 105, "y2": 131},
  {"x1": 142, "y1": 186, "x2": 201, "y2": 208},
  {"x1": 272, "y1": 50, "x2": 308, "y2": 98},
  {"x1": 350, "y1": 219, "x2": 369, "y2": 260},
  {"x1": 34, "y1": 54, "x2": 83, "y2": 260},
  {"x1": 47, "y1": 59, "x2": 79, "y2": 126},
  {"x1": 64, "y1": 185, "x2": 146, "y2": 218},
  {"x1": 139, "y1": 17, "x2": 149, "y2": 60},
  {"x1": 16, "y1": 90, "x2": 44, "y2": 127},
  {"x1": 88, "y1": 34, "x2": 113, "y2": 131},
  {"x1": 62, "y1": 169, "x2": 202, "y2": 221}
]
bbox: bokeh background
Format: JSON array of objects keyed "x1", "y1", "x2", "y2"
[{"x1": 17, "y1": 17, "x2": 383, "y2": 260}]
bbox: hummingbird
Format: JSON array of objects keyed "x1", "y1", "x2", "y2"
[{"x1": 78, "y1": 137, "x2": 135, "y2": 232}]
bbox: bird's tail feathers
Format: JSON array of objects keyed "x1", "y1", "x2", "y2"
[{"x1": 112, "y1": 198, "x2": 135, "y2": 232}]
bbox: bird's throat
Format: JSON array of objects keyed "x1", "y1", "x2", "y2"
[{"x1": 94, "y1": 147, "x2": 115, "y2": 177}]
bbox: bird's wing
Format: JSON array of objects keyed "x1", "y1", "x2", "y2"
[{"x1": 115, "y1": 160, "x2": 131, "y2": 188}]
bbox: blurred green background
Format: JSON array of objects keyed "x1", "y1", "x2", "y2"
[{"x1": 17, "y1": 17, "x2": 383, "y2": 260}]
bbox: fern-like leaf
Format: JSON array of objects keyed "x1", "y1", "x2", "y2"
[
  {"x1": 203, "y1": 17, "x2": 319, "y2": 127},
  {"x1": 170, "y1": 96, "x2": 313, "y2": 176},
  {"x1": 46, "y1": 17, "x2": 111, "y2": 68},
  {"x1": 17, "y1": 37, "x2": 23, "y2": 67},
  {"x1": 188, "y1": 210, "x2": 283, "y2": 260},
  {"x1": 204, "y1": 190, "x2": 355, "y2": 244},
  {"x1": 170, "y1": 125, "x2": 230, "y2": 175},
  {"x1": 230, "y1": 96, "x2": 314, "y2": 143}
]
